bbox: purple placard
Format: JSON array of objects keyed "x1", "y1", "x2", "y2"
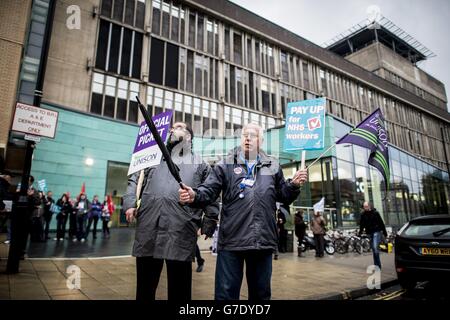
[{"x1": 133, "y1": 110, "x2": 173, "y2": 153}]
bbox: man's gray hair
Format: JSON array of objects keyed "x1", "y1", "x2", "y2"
[{"x1": 242, "y1": 123, "x2": 264, "y2": 141}]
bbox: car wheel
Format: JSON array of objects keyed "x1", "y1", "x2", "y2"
[{"x1": 397, "y1": 273, "x2": 416, "y2": 290}]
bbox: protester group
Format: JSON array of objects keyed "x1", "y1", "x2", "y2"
[{"x1": 0, "y1": 174, "x2": 116, "y2": 246}]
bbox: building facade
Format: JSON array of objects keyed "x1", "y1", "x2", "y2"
[{"x1": 3, "y1": 0, "x2": 450, "y2": 228}]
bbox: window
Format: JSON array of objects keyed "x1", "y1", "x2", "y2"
[
  {"x1": 246, "y1": 38, "x2": 252, "y2": 68},
  {"x1": 161, "y1": 0, "x2": 170, "y2": 38},
  {"x1": 255, "y1": 41, "x2": 261, "y2": 71},
  {"x1": 188, "y1": 11, "x2": 195, "y2": 48},
  {"x1": 149, "y1": 37, "x2": 164, "y2": 84},
  {"x1": 90, "y1": 72, "x2": 139, "y2": 123},
  {"x1": 195, "y1": 54, "x2": 203, "y2": 96},
  {"x1": 281, "y1": 51, "x2": 289, "y2": 81},
  {"x1": 206, "y1": 20, "x2": 214, "y2": 54},
  {"x1": 224, "y1": 27, "x2": 230, "y2": 60},
  {"x1": 102, "y1": 0, "x2": 145, "y2": 29},
  {"x1": 320, "y1": 69, "x2": 327, "y2": 96},
  {"x1": 197, "y1": 14, "x2": 204, "y2": 51},
  {"x1": 302, "y1": 62, "x2": 309, "y2": 90},
  {"x1": 152, "y1": 0, "x2": 161, "y2": 34},
  {"x1": 179, "y1": 48, "x2": 186, "y2": 90},
  {"x1": 165, "y1": 42, "x2": 179, "y2": 89},
  {"x1": 95, "y1": 20, "x2": 143, "y2": 79},
  {"x1": 233, "y1": 32, "x2": 242, "y2": 65}
]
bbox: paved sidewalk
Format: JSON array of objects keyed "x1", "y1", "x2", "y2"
[{"x1": 0, "y1": 234, "x2": 396, "y2": 300}]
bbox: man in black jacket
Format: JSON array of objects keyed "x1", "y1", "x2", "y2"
[
  {"x1": 179, "y1": 123, "x2": 308, "y2": 300},
  {"x1": 359, "y1": 201, "x2": 387, "y2": 269}
]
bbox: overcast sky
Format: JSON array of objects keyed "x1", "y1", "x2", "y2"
[{"x1": 231, "y1": 0, "x2": 450, "y2": 112}]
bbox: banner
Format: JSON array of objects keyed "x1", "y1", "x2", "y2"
[
  {"x1": 336, "y1": 108, "x2": 389, "y2": 191},
  {"x1": 313, "y1": 197, "x2": 325, "y2": 213},
  {"x1": 283, "y1": 97, "x2": 326, "y2": 151},
  {"x1": 127, "y1": 110, "x2": 173, "y2": 176}
]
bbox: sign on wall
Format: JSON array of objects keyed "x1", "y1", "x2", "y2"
[{"x1": 11, "y1": 103, "x2": 59, "y2": 139}]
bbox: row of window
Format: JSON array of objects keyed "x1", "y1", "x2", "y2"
[
  {"x1": 384, "y1": 69, "x2": 447, "y2": 110},
  {"x1": 89, "y1": 72, "x2": 279, "y2": 135},
  {"x1": 90, "y1": 73, "x2": 139, "y2": 122}
]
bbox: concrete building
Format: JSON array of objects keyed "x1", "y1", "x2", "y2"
[
  {"x1": 2, "y1": 0, "x2": 449, "y2": 229},
  {"x1": 0, "y1": 0, "x2": 33, "y2": 170}
]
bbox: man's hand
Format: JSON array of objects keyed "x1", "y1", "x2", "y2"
[
  {"x1": 178, "y1": 184, "x2": 195, "y2": 204},
  {"x1": 126, "y1": 208, "x2": 137, "y2": 223},
  {"x1": 291, "y1": 169, "x2": 308, "y2": 187}
]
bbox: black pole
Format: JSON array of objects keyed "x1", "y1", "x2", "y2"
[{"x1": 7, "y1": 0, "x2": 56, "y2": 273}]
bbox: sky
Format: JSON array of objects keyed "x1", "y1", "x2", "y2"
[{"x1": 230, "y1": 0, "x2": 450, "y2": 112}]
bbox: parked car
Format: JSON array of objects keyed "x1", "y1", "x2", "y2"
[{"x1": 395, "y1": 215, "x2": 450, "y2": 289}]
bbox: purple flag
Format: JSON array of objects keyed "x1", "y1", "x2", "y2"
[{"x1": 336, "y1": 108, "x2": 390, "y2": 191}]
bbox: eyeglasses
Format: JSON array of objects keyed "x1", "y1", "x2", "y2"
[
  {"x1": 172, "y1": 125, "x2": 186, "y2": 131},
  {"x1": 241, "y1": 133, "x2": 259, "y2": 139}
]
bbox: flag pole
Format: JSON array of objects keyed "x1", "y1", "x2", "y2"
[
  {"x1": 305, "y1": 143, "x2": 336, "y2": 170},
  {"x1": 304, "y1": 125, "x2": 359, "y2": 170},
  {"x1": 300, "y1": 150, "x2": 306, "y2": 170}
]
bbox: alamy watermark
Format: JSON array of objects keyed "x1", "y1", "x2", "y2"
[
  {"x1": 366, "y1": 265, "x2": 381, "y2": 290},
  {"x1": 66, "y1": 265, "x2": 81, "y2": 290}
]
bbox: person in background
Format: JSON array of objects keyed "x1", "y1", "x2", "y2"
[
  {"x1": 43, "y1": 191, "x2": 55, "y2": 241},
  {"x1": 54, "y1": 193, "x2": 71, "y2": 241},
  {"x1": 86, "y1": 195, "x2": 102, "y2": 239},
  {"x1": 310, "y1": 211, "x2": 326, "y2": 258},
  {"x1": 277, "y1": 207, "x2": 288, "y2": 254},
  {"x1": 0, "y1": 171, "x2": 13, "y2": 244},
  {"x1": 68, "y1": 197, "x2": 78, "y2": 241},
  {"x1": 30, "y1": 191, "x2": 45, "y2": 242},
  {"x1": 102, "y1": 195, "x2": 114, "y2": 238},
  {"x1": 359, "y1": 201, "x2": 387, "y2": 270},
  {"x1": 294, "y1": 210, "x2": 307, "y2": 257},
  {"x1": 74, "y1": 193, "x2": 90, "y2": 242},
  {"x1": 194, "y1": 230, "x2": 205, "y2": 273}
]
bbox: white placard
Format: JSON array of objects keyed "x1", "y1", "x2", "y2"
[
  {"x1": 3, "y1": 200, "x2": 12, "y2": 212},
  {"x1": 11, "y1": 103, "x2": 59, "y2": 139}
]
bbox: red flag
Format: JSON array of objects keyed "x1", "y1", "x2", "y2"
[
  {"x1": 107, "y1": 194, "x2": 115, "y2": 216},
  {"x1": 80, "y1": 182, "x2": 85, "y2": 194}
]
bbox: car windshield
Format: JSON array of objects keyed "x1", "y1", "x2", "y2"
[{"x1": 404, "y1": 222, "x2": 450, "y2": 237}]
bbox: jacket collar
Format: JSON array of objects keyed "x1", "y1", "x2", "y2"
[{"x1": 231, "y1": 147, "x2": 272, "y2": 167}]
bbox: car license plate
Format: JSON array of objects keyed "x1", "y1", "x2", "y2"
[{"x1": 421, "y1": 247, "x2": 450, "y2": 256}]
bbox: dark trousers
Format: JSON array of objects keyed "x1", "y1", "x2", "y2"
[
  {"x1": 43, "y1": 213, "x2": 52, "y2": 239},
  {"x1": 76, "y1": 215, "x2": 87, "y2": 240},
  {"x1": 314, "y1": 234, "x2": 325, "y2": 256},
  {"x1": 86, "y1": 216, "x2": 99, "y2": 238},
  {"x1": 215, "y1": 250, "x2": 272, "y2": 300},
  {"x1": 278, "y1": 230, "x2": 288, "y2": 253},
  {"x1": 30, "y1": 216, "x2": 44, "y2": 242},
  {"x1": 136, "y1": 256, "x2": 192, "y2": 301},
  {"x1": 68, "y1": 213, "x2": 77, "y2": 238},
  {"x1": 195, "y1": 244, "x2": 204, "y2": 265},
  {"x1": 102, "y1": 219, "x2": 110, "y2": 235},
  {"x1": 56, "y1": 214, "x2": 68, "y2": 239}
]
